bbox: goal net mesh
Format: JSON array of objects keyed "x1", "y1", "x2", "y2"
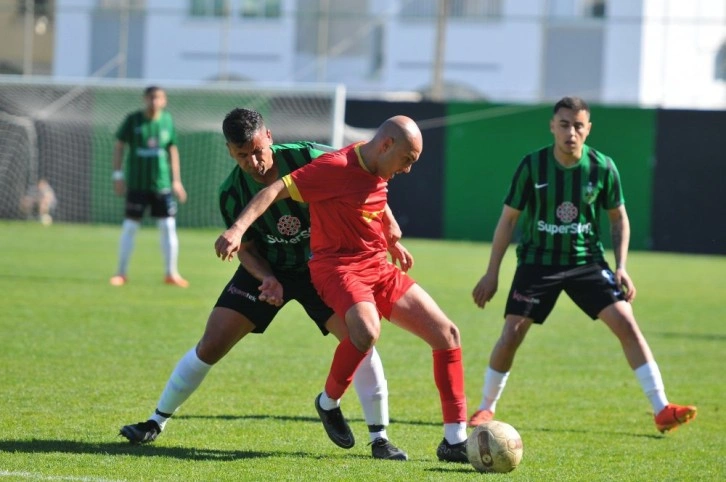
[{"x1": 0, "y1": 78, "x2": 345, "y2": 227}]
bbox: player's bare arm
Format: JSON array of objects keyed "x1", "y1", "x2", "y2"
[
  {"x1": 473, "y1": 205, "x2": 521, "y2": 309},
  {"x1": 382, "y1": 204, "x2": 402, "y2": 246},
  {"x1": 388, "y1": 241, "x2": 414, "y2": 272},
  {"x1": 112, "y1": 140, "x2": 126, "y2": 196},
  {"x1": 237, "y1": 240, "x2": 284, "y2": 306},
  {"x1": 607, "y1": 205, "x2": 636, "y2": 302},
  {"x1": 169, "y1": 145, "x2": 187, "y2": 203},
  {"x1": 382, "y1": 203, "x2": 413, "y2": 271},
  {"x1": 214, "y1": 179, "x2": 290, "y2": 260}
]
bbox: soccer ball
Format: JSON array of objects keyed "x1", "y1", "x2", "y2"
[{"x1": 466, "y1": 420, "x2": 523, "y2": 473}]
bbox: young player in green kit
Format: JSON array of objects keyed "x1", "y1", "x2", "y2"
[
  {"x1": 110, "y1": 86, "x2": 188, "y2": 287},
  {"x1": 468, "y1": 96, "x2": 696, "y2": 434}
]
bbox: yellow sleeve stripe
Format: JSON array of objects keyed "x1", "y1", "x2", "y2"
[{"x1": 282, "y1": 174, "x2": 304, "y2": 202}]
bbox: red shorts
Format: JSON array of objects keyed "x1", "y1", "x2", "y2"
[{"x1": 310, "y1": 255, "x2": 415, "y2": 320}]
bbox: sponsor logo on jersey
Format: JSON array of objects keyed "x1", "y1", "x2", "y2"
[
  {"x1": 556, "y1": 201, "x2": 578, "y2": 223},
  {"x1": 538, "y1": 201, "x2": 592, "y2": 235},
  {"x1": 537, "y1": 220, "x2": 593, "y2": 235},
  {"x1": 277, "y1": 215, "x2": 301, "y2": 236},
  {"x1": 135, "y1": 147, "x2": 164, "y2": 157},
  {"x1": 147, "y1": 137, "x2": 159, "y2": 148},
  {"x1": 265, "y1": 227, "x2": 310, "y2": 245}
]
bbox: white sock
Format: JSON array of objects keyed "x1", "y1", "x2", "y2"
[
  {"x1": 150, "y1": 348, "x2": 212, "y2": 430},
  {"x1": 478, "y1": 366, "x2": 509, "y2": 412},
  {"x1": 634, "y1": 361, "x2": 669, "y2": 414},
  {"x1": 116, "y1": 219, "x2": 140, "y2": 276},
  {"x1": 352, "y1": 347, "x2": 390, "y2": 441},
  {"x1": 157, "y1": 217, "x2": 179, "y2": 277},
  {"x1": 319, "y1": 390, "x2": 340, "y2": 411},
  {"x1": 368, "y1": 428, "x2": 388, "y2": 442},
  {"x1": 444, "y1": 422, "x2": 468, "y2": 445}
]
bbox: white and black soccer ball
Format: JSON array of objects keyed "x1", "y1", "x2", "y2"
[{"x1": 467, "y1": 420, "x2": 524, "y2": 473}]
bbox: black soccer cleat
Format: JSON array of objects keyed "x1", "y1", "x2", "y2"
[
  {"x1": 119, "y1": 420, "x2": 161, "y2": 445},
  {"x1": 370, "y1": 437, "x2": 408, "y2": 461},
  {"x1": 436, "y1": 437, "x2": 469, "y2": 463},
  {"x1": 314, "y1": 393, "x2": 355, "y2": 449}
]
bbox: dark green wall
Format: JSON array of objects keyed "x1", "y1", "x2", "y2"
[{"x1": 443, "y1": 102, "x2": 655, "y2": 250}]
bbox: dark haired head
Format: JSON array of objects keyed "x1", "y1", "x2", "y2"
[
  {"x1": 553, "y1": 96, "x2": 590, "y2": 115},
  {"x1": 144, "y1": 85, "x2": 164, "y2": 96},
  {"x1": 223, "y1": 108, "x2": 266, "y2": 145}
]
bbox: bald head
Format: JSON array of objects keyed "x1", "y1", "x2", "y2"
[
  {"x1": 361, "y1": 115, "x2": 423, "y2": 180},
  {"x1": 374, "y1": 116, "x2": 423, "y2": 152}
]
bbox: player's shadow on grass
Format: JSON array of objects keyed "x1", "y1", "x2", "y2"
[
  {"x1": 0, "y1": 439, "x2": 377, "y2": 462},
  {"x1": 177, "y1": 413, "x2": 440, "y2": 427},
  {"x1": 0, "y1": 439, "x2": 272, "y2": 461},
  {"x1": 650, "y1": 331, "x2": 726, "y2": 342},
  {"x1": 524, "y1": 426, "x2": 665, "y2": 440}
]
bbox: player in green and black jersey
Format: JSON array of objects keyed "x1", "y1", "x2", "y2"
[
  {"x1": 110, "y1": 86, "x2": 189, "y2": 287},
  {"x1": 468, "y1": 96, "x2": 696, "y2": 433},
  {"x1": 120, "y1": 108, "x2": 408, "y2": 461}
]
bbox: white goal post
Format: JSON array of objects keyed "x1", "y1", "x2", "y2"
[{"x1": 0, "y1": 76, "x2": 346, "y2": 227}]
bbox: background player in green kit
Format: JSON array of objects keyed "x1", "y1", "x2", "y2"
[
  {"x1": 110, "y1": 86, "x2": 189, "y2": 287},
  {"x1": 468, "y1": 96, "x2": 697, "y2": 434},
  {"x1": 119, "y1": 108, "x2": 408, "y2": 460}
]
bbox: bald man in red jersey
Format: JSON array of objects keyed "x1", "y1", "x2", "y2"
[{"x1": 215, "y1": 116, "x2": 469, "y2": 463}]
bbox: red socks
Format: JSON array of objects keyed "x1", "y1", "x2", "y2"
[
  {"x1": 324, "y1": 337, "x2": 369, "y2": 400},
  {"x1": 433, "y1": 347, "x2": 467, "y2": 423}
]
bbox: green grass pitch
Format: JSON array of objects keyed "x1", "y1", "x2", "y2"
[{"x1": 0, "y1": 220, "x2": 723, "y2": 481}]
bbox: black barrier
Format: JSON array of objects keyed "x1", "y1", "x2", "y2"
[
  {"x1": 652, "y1": 109, "x2": 726, "y2": 255},
  {"x1": 345, "y1": 100, "x2": 446, "y2": 239}
]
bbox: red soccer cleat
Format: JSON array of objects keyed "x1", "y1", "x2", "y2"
[
  {"x1": 109, "y1": 275, "x2": 127, "y2": 286},
  {"x1": 164, "y1": 275, "x2": 189, "y2": 288},
  {"x1": 654, "y1": 403, "x2": 697, "y2": 433},
  {"x1": 468, "y1": 409, "x2": 495, "y2": 428}
]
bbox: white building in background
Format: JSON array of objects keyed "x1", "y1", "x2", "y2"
[{"x1": 53, "y1": 0, "x2": 726, "y2": 108}]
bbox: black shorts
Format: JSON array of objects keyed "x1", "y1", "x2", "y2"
[
  {"x1": 504, "y1": 262, "x2": 626, "y2": 324},
  {"x1": 125, "y1": 190, "x2": 177, "y2": 218},
  {"x1": 214, "y1": 264, "x2": 334, "y2": 335}
]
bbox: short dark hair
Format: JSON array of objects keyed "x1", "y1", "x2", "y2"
[
  {"x1": 144, "y1": 85, "x2": 163, "y2": 96},
  {"x1": 553, "y1": 96, "x2": 590, "y2": 115},
  {"x1": 223, "y1": 108, "x2": 266, "y2": 145}
]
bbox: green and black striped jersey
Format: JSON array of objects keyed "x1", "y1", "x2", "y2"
[
  {"x1": 116, "y1": 110, "x2": 177, "y2": 192},
  {"x1": 218, "y1": 142, "x2": 334, "y2": 272},
  {"x1": 505, "y1": 144, "x2": 624, "y2": 266}
]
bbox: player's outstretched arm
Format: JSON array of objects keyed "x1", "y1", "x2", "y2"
[{"x1": 214, "y1": 179, "x2": 290, "y2": 261}]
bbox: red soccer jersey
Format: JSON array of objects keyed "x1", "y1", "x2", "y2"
[{"x1": 282, "y1": 143, "x2": 388, "y2": 264}]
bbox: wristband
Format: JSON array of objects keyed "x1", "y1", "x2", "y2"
[{"x1": 112, "y1": 170, "x2": 124, "y2": 181}]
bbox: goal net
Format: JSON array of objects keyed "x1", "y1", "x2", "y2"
[{"x1": 0, "y1": 77, "x2": 346, "y2": 227}]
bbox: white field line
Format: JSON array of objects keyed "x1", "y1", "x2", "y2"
[{"x1": 0, "y1": 471, "x2": 121, "y2": 482}]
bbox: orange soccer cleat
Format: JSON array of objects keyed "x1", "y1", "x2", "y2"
[
  {"x1": 467, "y1": 409, "x2": 495, "y2": 428},
  {"x1": 654, "y1": 403, "x2": 697, "y2": 433},
  {"x1": 164, "y1": 275, "x2": 189, "y2": 288},
  {"x1": 109, "y1": 275, "x2": 127, "y2": 286}
]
